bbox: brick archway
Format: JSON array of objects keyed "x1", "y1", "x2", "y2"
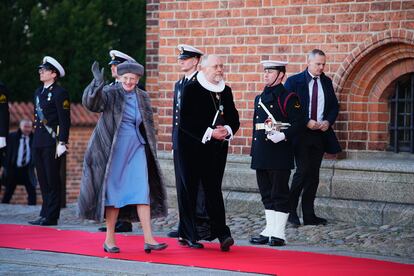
[{"x1": 333, "y1": 29, "x2": 414, "y2": 152}]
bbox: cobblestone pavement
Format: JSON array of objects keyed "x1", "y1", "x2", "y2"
[{"x1": 1, "y1": 203, "x2": 413, "y2": 260}]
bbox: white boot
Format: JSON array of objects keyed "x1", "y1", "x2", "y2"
[
  {"x1": 260, "y1": 210, "x2": 274, "y2": 237},
  {"x1": 269, "y1": 211, "x2": 289, "y2": 245}
]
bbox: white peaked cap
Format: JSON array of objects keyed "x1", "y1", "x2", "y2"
[
  {"x1": 109, "y1": 50, "x2": 136, "y2": 63},
  {"x1": 42, "y1": 56, "x2": 65, "y2": 77},
  {"x1": 260, "y1": 60, "x2": 288, "y2": 69}
]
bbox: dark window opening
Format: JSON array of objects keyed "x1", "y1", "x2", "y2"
[{"x1": 389, "y1": 73, "x2": 414, "y2": 153}]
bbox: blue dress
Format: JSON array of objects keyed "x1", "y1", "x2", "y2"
[{"x1": 105, "y1": 91, "x2": 149, "y2": 207}]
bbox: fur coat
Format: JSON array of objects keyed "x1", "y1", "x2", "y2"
[{"x1": 78, "y1": 78, "x2": 167, "y2": 222}]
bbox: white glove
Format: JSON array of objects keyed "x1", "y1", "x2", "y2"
[
  {"x1": 56, "y1": 143, "x2": 67, "y2": 157},
  {"x1": 0, "y1": 137, "x2": 6, "y2": 149},
  {"x1": 267, "y1": 131, "x2": 285, "y2": 144}
]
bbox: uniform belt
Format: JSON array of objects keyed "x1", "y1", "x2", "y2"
[{"x1": 255, "y1": 123, "x2": 266, "y2": 130}]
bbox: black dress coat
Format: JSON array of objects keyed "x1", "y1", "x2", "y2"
[
  {"x1": 250, "y1": 84, "x2": 306, "y2": 170},
  {"x1": 33, "y1": 83, "x2": 71, "y2": 148},
  {"x1": 284, "y1": 70, "x2": 341, "y2": 154},
  {"x1": 177, "y1": 79, "x2": 240, "y2": 241}
]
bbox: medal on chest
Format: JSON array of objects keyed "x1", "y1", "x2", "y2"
[{"x1": 47, "y1": 92, "x2": 52, "y2": 101}]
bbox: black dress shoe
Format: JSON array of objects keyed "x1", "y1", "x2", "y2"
[
  {"x1": 28, "y1": 217, "x2": 44, "y2": 225},
  {"x1": 288, "y1": 213, "x2": 301, "y2": 227},
  {"x1": 269, "y1": 236, "x2": 285, "y2": 246},
  {"x1": 40, "y1": 219, "x2": 58, "y2": 226},
  {"x1": 303, "y1": 215, "x2": 327, "y2": 226},
  {"x1": 167, "y1": 230, "x2": 179, "y2": 238},
  {"x1": 220, "y1": 236, "x2": 234, "y2": 252},
  {"x1": 178, "y1": 238, "x2": 204, "y2": 248},
  {"x1": 144, "y1": 242, "x2": 168, "y2": 253},
  {"x1": 249, "y1": 235, "x2": 269, "y2": 245}
]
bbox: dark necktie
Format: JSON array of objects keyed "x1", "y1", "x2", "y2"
[
  {"x1": 177, "y1": 78, "x2": 187, "y2": 108},
  {"x1": 311, "y1": 77, "x2": 318, "y2": 121},
  {"x1": 21, "y1": 136, "x2": 27, "y2": 166},
  {"x1": 182, "y1": 78, "x2": 188, "y2": 88}
]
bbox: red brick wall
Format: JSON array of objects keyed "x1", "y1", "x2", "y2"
[{"x1": 148, "y1": 0, "x2": 414, "y2": 154}]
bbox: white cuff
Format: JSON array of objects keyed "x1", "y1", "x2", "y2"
[
  {"x1": 201, "y1": 127, "x2": 214, "y2": 144},
  {"x1": 223, "y1": 125, "x2": 234, "y2": 141},
  {"x1": 0, "y1": 137, "x2": 6, "y2": 148}
]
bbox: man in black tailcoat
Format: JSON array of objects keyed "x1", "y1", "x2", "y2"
[
  {"x1": 168, "y1": 44, "x2": 213, "y2": 240},
  {"x1": 177, "y1": 54, "x2": 240, "y2": 251}
]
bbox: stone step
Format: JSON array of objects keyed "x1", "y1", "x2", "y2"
[{"x1": 159, "y1": 151, "x2": 414, "y2": 227}]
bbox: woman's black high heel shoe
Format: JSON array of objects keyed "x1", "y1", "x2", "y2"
[
  {"x1": 103, "y1": 243, "x2": 120, "y2": 253},
  {"x1": 144, "y1": 243, "x2": 168, "y2": 253}
]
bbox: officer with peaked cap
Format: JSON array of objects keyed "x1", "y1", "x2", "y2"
[
  {"x1": 250, "y1": 60, "x2": 305, "y2": 246},
  {"x1": 29, "y1": 56, "x2": 71, "y2": 226},
  {"x1": 108, "y1": 50, "x2": 136, "y2": 85},
  {"x1": 168, "y1": 44, "x2": 211, "y2": 243}
]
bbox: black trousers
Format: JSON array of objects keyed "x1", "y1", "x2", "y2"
[
  {"x1": 289, "y1": 130, "x2": 324, "y2": 218},
  {"x1": 34, "y1": 146, "x2": 61, "y2": 220},
  {"x1": 2, "y1": 165, "x2": 36, "y2": 205},
  {"x1": 256, "y1": 169, "x2": 290, "y2": 213},
  {"x1": 177, "y1": 145, "x2": 230, "y2": 242}
]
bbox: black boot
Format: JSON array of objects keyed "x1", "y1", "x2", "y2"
[{"x1": 288, "y1": 213, "x2": 301, "y2": 227}]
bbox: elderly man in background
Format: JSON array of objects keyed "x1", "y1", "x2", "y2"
[{"x1": 2, "y1": 119, "x2": 37, "y2": 205}]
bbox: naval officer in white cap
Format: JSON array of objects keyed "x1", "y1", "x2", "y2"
[
  {"x1": 29, "y1": 56, "x2": 71, "y2": 226},
  {"x1": 249, "y1": 60, "x2": 305, "y2": 246}
]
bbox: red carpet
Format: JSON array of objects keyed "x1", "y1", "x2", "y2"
[{"x1": 0, "y1": 224, "x2": 413, "y2": 275}]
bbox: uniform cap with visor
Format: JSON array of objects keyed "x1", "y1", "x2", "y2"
[{"x1": 38, "y1": 56, "x2": 65, "y2": 78}]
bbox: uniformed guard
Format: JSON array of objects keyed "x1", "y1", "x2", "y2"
[
  {"x1": 0, "y1": 81, "x2": 10, "y2": 185},
  {"x1": 108, "y1": 50, "x2": 136, "y2": 86},
  {"x1": 168, "y1": 44, "x2": 210, "y2": 242},
  {"x1": 249, "y1": 60, "x2": 305, "y2": 246},
  {"x1": 29, "y1": 56, "x2": 70, "y2": 226}
]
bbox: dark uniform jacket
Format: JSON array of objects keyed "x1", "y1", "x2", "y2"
[
  {"x1": 178, "y1": 80, "x2": 240, "y2": 175},
  {"x1": 284, "y1": 70, "x2": 341, "y2": 154},
  {"x1": 33, "y1": 83, "x2": 71, "y2": 148},
  {"x1": 251, "y1": 84, "x2": 305, "y2": 170},
  {"x1": 172, "y1": 73, "x2": 198, "y2": 150},
  {"x1": 0, "y1": 82, "x2": 9, "y2": 138}
]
